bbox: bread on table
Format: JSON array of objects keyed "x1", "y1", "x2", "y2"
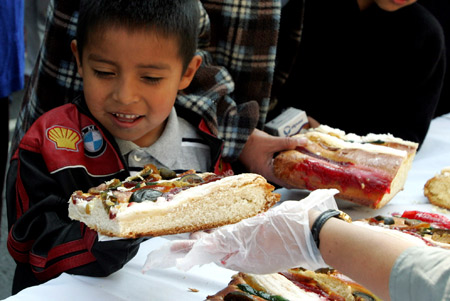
[
  {"x1": 207, "y1": 268, "x2": 380, "y2": 301},
  {"x1": 424, "y1": 167, "x2": 450, "y2": 210},
  {"x1": 273, "y1": 125, "x2": 418, "y2": 209}
]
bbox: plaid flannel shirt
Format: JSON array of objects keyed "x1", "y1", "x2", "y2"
[{"x1": 11, "y1": 0, "x2": 304, "y2": 160}]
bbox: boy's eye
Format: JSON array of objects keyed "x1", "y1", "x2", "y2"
[
  {"x1": 142, "y1": 76, "x2": 162, "y2": 84},
  {"x1": 94, "y1": 70, "x2": 115, "y2": 77}
]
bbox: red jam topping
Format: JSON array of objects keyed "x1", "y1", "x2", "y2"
[{"x1": 294, "y1": 147, "x2": 392, "y2": 203}]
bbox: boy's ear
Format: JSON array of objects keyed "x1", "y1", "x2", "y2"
[
  {"x1": 70, "y1": 40, "x2": 83, "y2": 77},
  {"x1": 178, "y1": 55, "x2": 202, "y2": 90}
]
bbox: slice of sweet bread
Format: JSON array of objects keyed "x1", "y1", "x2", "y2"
[{"x1": 424, "y1": 167, "x2": 450, "y2": 210}]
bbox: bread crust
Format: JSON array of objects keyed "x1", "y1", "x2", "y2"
[
  {"x1": 283, "y1": 268, "x2": 381, "y2": 301},
  {"x1": 69, "y1": 173, "x2": 280, "y2": 238},
  {"x1": 273, "y1": 126, "x2": 418, "y2": 209}
]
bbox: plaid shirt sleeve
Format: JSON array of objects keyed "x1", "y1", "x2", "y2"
[
  {"x1": 192, "y1": 0, "x2": 282, "y2": 159},
  {"x1": 11, "y1": 0, "x2": 292, "y2": 161},
  {"x1": 11, "y1": 0, "x2": 82, "y2": 154}
]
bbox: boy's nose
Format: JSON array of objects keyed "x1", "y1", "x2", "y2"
[{"x1": 113, "y1": 78, "x2": 141, "y2": 105}]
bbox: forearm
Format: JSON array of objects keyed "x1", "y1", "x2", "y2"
[{"x1": 309, "y1": 211, "x2": 420, "y2": 300}]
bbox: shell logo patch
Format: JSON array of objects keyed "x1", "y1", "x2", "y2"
[
  {"x1": 82, "y1": 125, "x2": 106, "y2": 158},
  {"x1": 47, "y1": 126, "x2": 81, "y2": 151}
]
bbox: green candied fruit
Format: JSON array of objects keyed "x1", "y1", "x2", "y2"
[
  {"x1": 373, "y1": 215, "x2": 395, "y2": 225},
  {"x1": 237, "y1": 284, "x2": 289, "y2": 301},
  {"x1": 140, "y1": 166, "x2": 154, "y2": 178},
  {"x1": 352, "y1": 291, "x2": 376, "y2": 301},
  {"x1": 223, "y1": 291, "x2": 255, "y2": 301},
  {"x1": 366, "y1": 140, "x2": 385, "y2": 145},
  {"x1": 100, "y1": 191, "x2": 109, "y2": 200},
  {"x1": 159, "y1": 167, "x2": 177, "y2": 180},
  {"x1": 179, "y1": 174, "x2": 204, "y2": 184},
  {"x1": 129, "y1": 189, "x2": 163, "y2": 203},
  {"x1": 128, "y1": 166, "x2": 153, "y2": 181},
  {"x1": 107, "y1": 179, "x2": 122, "y2": 189}
]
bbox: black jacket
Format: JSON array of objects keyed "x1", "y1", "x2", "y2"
[
  {"x1": 274, "y1": 1, "x2": 445, "y2": 145},
  {"x1": 6, "y1": 97, "x2": 230, "y2": 294}
]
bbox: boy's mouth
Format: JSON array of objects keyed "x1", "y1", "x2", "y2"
[{"x1": 112, "y1": 113, "x2": 143, "y2": 123}]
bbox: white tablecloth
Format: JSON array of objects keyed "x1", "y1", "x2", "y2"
[
  {"x1": 6, "y1": 236, "x2": 237, "y2": 301},
  {"x1": 6, "y1": 114, "x2": 450, "y2": 301}
]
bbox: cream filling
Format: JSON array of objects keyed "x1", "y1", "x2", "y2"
[
  {"x1": 314, "y1": 124, "x2": 418, "y2": 147},
  {"x1": 306, "y1": 125, "x2": 418, "y2": 147},
  {"x1": 247, "y1": 273, "x2": 323, "y2": 300},
  {"x1": 305, "y1": 131, "x2": 408, "y2": 158}
]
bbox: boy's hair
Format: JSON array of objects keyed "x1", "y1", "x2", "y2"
[{"x1": 76, "y1": 0, "x2": 200, "y2": 70}]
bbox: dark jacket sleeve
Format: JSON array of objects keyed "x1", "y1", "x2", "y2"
[
  {"x1": 6, "y1": 149, "x2": 143, "y2": 293},
  {"x1": 370, "y1": 3, "x2": 446, "y2": 145}
]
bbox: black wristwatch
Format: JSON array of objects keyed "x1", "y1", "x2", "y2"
[{"x1": 311, "y1": 209, "x2": 352, "y2": 249}]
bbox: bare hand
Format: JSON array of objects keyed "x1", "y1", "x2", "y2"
[{"x1": 238, "y1": 129, "x2": 307, "y2": 187}]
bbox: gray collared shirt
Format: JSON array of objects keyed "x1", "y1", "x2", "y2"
[
  {"x1": 115, "y1": 108, "x2": 211, "y2": 175},
  {"x1": 390, "y1": 245, "x2": 450, "y2": 301}
]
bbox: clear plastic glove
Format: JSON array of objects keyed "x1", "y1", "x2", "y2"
[{"x1": 142, "y1": 189, "x2": 339, "y2": 274}]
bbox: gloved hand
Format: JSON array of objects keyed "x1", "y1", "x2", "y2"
[{"x1": 142, "y1": 189, "x2": 339, "y2": 274}]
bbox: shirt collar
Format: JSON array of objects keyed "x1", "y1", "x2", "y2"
[{"x1": 115, "y1": 108, "x2": 182, "y2": 167}]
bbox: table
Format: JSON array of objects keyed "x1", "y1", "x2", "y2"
[{"x1": 6, "y1": 114, "x2": 450, "y2": 301}]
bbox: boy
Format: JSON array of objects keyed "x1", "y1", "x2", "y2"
[{"x1": 6, "y1": 0, "x2": 230, "y2": 294}]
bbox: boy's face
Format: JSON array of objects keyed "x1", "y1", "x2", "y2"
[{"x1": 71, "y1": 27, "x2": 201, "y2": 147}]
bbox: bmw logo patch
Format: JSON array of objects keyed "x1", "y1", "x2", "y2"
[{"x1": 82, "y1": 125, "x2": 106, "y2": 157}]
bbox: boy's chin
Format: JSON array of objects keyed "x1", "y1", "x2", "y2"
[{"x1": 376, "y1": 0, "x2": 414, "y2": 11}]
